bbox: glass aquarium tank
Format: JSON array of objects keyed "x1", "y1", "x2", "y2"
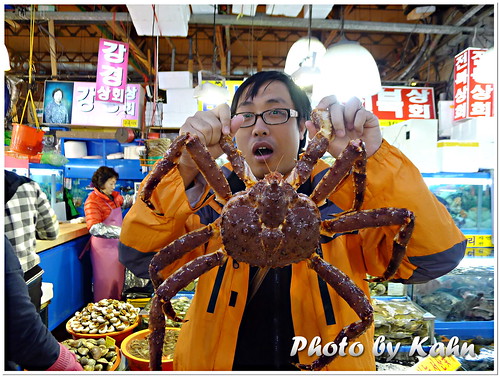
[
  {"x1": 30, "y1": 167, "x2": 66, "y2": 221},
  {"x1": 421, "y1": 172, "x2": 493, "y2": 234},
  {"x1": 29, "y1": 167, "x2": 64, "y2": 204},
  {"x1": 411, "y1": 257, "x2": 494, "y2": 322}
]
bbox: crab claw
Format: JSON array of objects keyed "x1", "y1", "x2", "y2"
[
  {"x1": 286, "y1": 108, "x2": 334, "y2": 189},
  {"x1": 310, "y1": 108, "x2": 335, "y2": 141}
]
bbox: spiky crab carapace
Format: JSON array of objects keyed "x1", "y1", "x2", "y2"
[{"x1": 140, "y1": 109, "x2": 415, "y2": 371}]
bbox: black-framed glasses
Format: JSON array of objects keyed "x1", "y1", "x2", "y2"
[{"x1": 233, "y1": 108, "x2": 299, "y2": 128}]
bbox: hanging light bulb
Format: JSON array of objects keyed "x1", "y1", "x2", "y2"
[
  {"x1": 285, "y1": 37, "x2": 326, "y2": 74},
  {"x1": 312, "y1": 39, "x2": 382, "y2": 105},
  {"x1": 285, "y1": 5, "x2": 326, "y2": 88}
]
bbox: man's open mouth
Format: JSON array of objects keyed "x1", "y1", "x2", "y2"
[{"x1": 254, "y1": 146, "x2": 273, "y2": 156}]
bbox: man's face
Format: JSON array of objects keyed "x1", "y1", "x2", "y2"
[{"x1": 234, "y1": 81, "x2": 306, "y2": 179}]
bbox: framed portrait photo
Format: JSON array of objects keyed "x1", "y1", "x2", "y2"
[{"x1": 43, "y1": 81, "x2": 74, "y2": 125}]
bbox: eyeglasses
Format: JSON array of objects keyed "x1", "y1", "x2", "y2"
[{"x1": 233, "y1": 108, "x2": 299, "y2": 128}]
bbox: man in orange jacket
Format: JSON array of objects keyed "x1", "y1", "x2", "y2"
[{"x1": 119, "y1": 71, "x2": 466, "y2": 371}]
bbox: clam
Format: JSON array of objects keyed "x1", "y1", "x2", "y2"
[
  {"x1": 77, "y1": 347, "x2": 89, "y2": 356},
  {"x1": 67, "y1": 299, "x2": 140, "y2": 336},
  {"x1": 90, "y1": 346, "x2": 103, "y2": 359}
]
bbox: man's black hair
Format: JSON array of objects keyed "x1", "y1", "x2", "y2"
[{"x1": 230, "y1": 71, "x2": 311, "y2": 154}]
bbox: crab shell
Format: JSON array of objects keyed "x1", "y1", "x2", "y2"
[{"x1": 220, "y1": 171, "x2": 321, "y2": 268}]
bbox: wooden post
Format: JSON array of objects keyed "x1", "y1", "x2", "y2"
[
  {"x1": 48, "y1": 20, "x2": 58, "y2": 78},
  {"x1": 257, "y1": 50, "x2": 263, "y2": 72}
]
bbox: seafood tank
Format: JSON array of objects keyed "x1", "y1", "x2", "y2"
[
  {"x1": 412, "y1": 257, "x2": 494, "y2": 322},
  {"x1": 411, "y1": 258, "x2": 495, "y2": 372},
  {"x1": 372, "y1": 297, "x2": 434, "y2": 345},
  {"x1": 421, "y1": 172, "x2": 493, "y2": 240}
]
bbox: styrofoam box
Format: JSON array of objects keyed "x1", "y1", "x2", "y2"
[
  {"x1": 451, "y1": 117, "x2": 496, "y2": 142},
  {"x1": 165, "y1": 88, "x2": 198, "y2": 113},
  {"x1": 158, "y1": 71, "x2": 193, "y2": 90},
  {"x1": 380, "y1": 119, "x2": 439, "y2": 173},
  {"x1": 437, "y1": 100, "x2": 454, "y2": 138},
  {"x1": 162, "y1": 112, "x2": 193, "y2": 129},
  {"x1": 477, "y1": 141, "x2": 496, "y2": 170},
  {"x1": 437, "y1": 140, "x2": 480, "y2": 172}
]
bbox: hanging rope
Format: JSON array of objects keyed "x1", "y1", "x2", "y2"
[{"x1": 20, "y1": 5, "x2": 40, "y2": 129}]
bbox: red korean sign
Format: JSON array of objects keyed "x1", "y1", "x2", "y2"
[
  {"x1": 453, "y1": 47, "x2": 494, "y2": 121},
  {"x1": 365, "y1": 86, "x2": 436, "y2": 125},
  {"x1": 96, "y1": 38, "x2": 129, "y2": 104}
]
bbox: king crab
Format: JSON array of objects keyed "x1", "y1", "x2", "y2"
[{"x1": 140, "y1": 109, "x2": 415, "y2": 371}]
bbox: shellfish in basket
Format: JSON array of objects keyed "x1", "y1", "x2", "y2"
[{"x1": 141, "y1": 109, "x2": 415, "y2": 371}]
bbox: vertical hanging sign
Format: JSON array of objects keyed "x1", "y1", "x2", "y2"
[
  {"x1": 96, "y1": 38, "x2": 129, "y2": 104},
  {"x1": 453, "y1": 47, "x2": 494, "y2": 121}
]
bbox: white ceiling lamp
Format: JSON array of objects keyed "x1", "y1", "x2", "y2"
[
  {"x1": 474, "y1": 47, "x2": 496, "y2": 84},
  {"x1": 312, "y1": 40, "x2": 382, "y2": 104},
  {"x1": 285, "y1": 5, "x2": 326, "y2": 89},
  {"x1": 312, "y1": 7, "x2": 381, "y2": 105}
]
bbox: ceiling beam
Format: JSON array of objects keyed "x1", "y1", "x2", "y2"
[{"x1": 5, "y1": 11, "x2": 488, "y2": 35}]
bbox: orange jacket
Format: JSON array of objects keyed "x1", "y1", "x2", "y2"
[
  {"x1": 119, "y1": 140, "x2": 466, "y2": 371},
  {"x1": 84, "y1": 188, "x2": 123, "y2": 229}
]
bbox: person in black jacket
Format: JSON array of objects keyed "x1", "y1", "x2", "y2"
[{"x1": 5, "y1": 236, "x2": 82, "y2": 371}]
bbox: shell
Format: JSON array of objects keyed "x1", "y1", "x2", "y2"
[
  {"x1": 61, "y1": 338, "x2": 118, "y2": 371},
  {"x1": 67, "y1": 299, "x2": 140, "y2": 335},
  {"x1": 90, "y1": 346, "x2": 103, "y2": 359}
]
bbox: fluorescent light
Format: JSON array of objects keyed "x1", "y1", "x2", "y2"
[{"x1": 312, "y1": 40, "x2": 381, "y2": 104}]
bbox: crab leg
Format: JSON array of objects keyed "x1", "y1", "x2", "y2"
[
  {"x1": 186, "y1": 134, "x2": 232, "y2": 205},
  {"x1": 219, "y1": 134, "x2": 258, "y2": 189},
  {"x1": 141, "y1": 132, "x2": 234, "y2": 211},
  {"x1": 296, "y1": 253, "x2": 374, "y2": 371},
  {"x1": 141, "y1": 134, "x2": 190, "y2": 210},
  {"x1": 149, "y1": 220, "x2": 221, "y2": 289},
  {"x1": 310, "y1": 139, "x2": 366, "y2": 208},
  {"x1": 286, "y1": 109, "x2": 333, "y2": 189},
  {"x1": 149, "y1": 250, "x2": 227, "y2": 371},
  {"x1": 321, "y1": 208, "x2": 415, "y2": 281}
]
